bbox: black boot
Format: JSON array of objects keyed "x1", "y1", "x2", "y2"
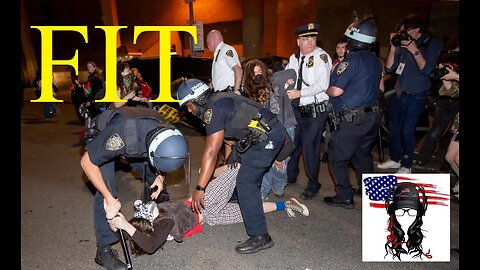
[
  {"x1": 94, "y1": 246, "x2": 127, "y2": 270},
  {"x1": 235, "y1": 233, "x2": 274, "y2": 254}
]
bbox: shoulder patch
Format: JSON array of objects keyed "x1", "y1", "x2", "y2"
[
  {"x1": 320, "y1": 54, "x2": 328, "y2": 64},
  {"x1": 307, "y1": 55, "x2": 314, "y2": 68},
  {"x1": 226, "y1": 50, "x2": 234, "y2": 57},
  {"x1": 106, "y1": 133, "x2": 125, "y2": 151},
  {"x1": 203, "y1": 109, "x2": 213, "y2": 124},
  {"x1": 336, "y1": 62, "x2": 349, "y2": 75}
]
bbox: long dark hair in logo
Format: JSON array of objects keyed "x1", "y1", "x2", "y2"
[{"x1": 384, "y1": 182, "x2": 431, "y2": 260}]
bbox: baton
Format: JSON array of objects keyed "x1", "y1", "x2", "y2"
[{"x1": 118, "y1": 228, "x2": 133, "y2": 269}]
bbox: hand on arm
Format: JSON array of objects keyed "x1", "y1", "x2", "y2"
[
  {"x1": 286, "y1": 89, "x2": 301, "y2": 99},
  {"x1": 108, "y1": 212, "x2": 137, "y2": 236},
  {"x1": 104, "y1": 198, "x2": 121, "y2": 220}
]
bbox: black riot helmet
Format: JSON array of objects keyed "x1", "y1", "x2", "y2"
[{"x1": 344, "y1": 17, "x2": 377, "y2": 51}]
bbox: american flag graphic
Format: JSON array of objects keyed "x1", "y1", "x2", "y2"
[{"x1": 363, "y1": 175, "x2": 449, "y2": 208}]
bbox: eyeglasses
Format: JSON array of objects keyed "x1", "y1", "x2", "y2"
[{"x1": 394, "y1": 208, "x2": 418, "y2": 217}]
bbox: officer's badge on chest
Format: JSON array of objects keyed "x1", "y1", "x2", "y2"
[
  {"x1": 106, "y1": 133, "x2": 125, "y2": 151},
  {"x1": 307, "y1": 56, "x2": 314, "y2": 68},
  {"x1": 336, "y1": 62, "x2": 349, "y2": 75},
  {"x1": 203, "y1": 109, "x2": 213, "y2": 124}
]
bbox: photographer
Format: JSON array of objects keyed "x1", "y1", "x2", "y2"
[
  {"x1": 442, "y1": 64, "x2": 460, "y2": 197},
  {"x1": 416, "y1": 47, "x2": 459, "y2": 165},
  {"x1": 377, "y1": 14, "x2": 443, "y2": 174}
]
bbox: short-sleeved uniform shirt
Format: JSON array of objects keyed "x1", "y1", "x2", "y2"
[
  {"x1": 329, "y1": 50, "x2": 382, "y2": 112},
  {"x1": 203, "y1": 95, "x2": 274, "y2": 141},
  {"x1": 211, "y1": 41, "x2": 241, "y2": 91},
  {"x1": 86, "y1": 115, "x2": 160, "y2": 166}
]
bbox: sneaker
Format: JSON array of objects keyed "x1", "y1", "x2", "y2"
[
  {"x1": 452, "y1": 181, "x2": 459, "y2": 194},
  {"x1": 377, "y1": 159, "x2": 401, "y2": 169},
  {"x1": 285, "y1": 198, "x2": 309, "y2": 217},
  {"x1": 94, "y1": 246, "x2": 127, "y2": 270},
  {"x1": 396, "y1": 167, "x2": 412, "y2": 174}
]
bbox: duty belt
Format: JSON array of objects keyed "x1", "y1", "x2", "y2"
[
  {"x1": 298, "y1": 101, "x2": 327, "y2": 118},
  {"x1": 328, "y1": 105, "x2": 379, "y2": 130},
  {"x1": 236, "y1": 114, "x2": 278, "y2": 154},
  {"x1": 216, "y1": 86, "x2": 234, "y2": 93}
]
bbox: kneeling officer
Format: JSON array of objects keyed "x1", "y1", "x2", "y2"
[
  {"x1": 80, "y1": 106, "x2": 188, "y2": 269},
  {"x1": 177, "y1": 78, "x2": 288, "y2": 254}
]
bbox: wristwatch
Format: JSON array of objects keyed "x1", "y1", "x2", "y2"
[
  {"x1": 195, "y1": 185, "x2": 206, "y2": 191},
  {"x1": 413, "y1": 50, "x2": 421, "y2": 57}
]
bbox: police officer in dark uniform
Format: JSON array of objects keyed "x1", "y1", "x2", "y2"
[
  {"x1": 177, "y1": 78, "x2": 288, "y2": 254},
  {"x1": 325, "y1": 17, "x2": 382, "y2": 208},
  {"x1": 80, "y1": 106, "x2": 188, "y2": 270}
]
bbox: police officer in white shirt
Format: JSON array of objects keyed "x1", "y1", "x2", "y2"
[
  {"x1": 207, "y1": 29, "x2": 243, "y2": 94},
  {"x1": 285, "y1": 22, "x2": 332, "y2": 200}
]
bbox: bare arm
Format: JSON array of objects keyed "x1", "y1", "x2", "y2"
[
  {"x1": 233, "y1": 65, "x2": 243, "y2": 93},
  {"x1": 327, "y1": 86, "x2": 344, "y2": 97},
  {"x1": 191, "y1": 130, "x2": 224, "y2": 212},
  {"x1": 80, "y1": 151, "x2": 116, "y2": 205},
  {"x1": 223, "y1": 140, "x2": 235, "y2": 164}
]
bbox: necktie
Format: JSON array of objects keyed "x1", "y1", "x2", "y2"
[{"x1": 296, "y1": 56, "x2": 305, "y2": 90}]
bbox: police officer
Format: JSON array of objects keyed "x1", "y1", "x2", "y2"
[
  {"x1": 177, "y1": 78, "x2": 288, "y2": 254},
  {"x1": 325, "y1": 17, "x2": 383, "y2": 208},
  {"x1": 207, "y1": 29, "x2": 243, "y2": 94},
  {"x1": 80, "y1": 106, "x2": 188, "y2": 269},
  {"x1": 207, "y1": 29, "x2": 243, "y2": 164},
  {"x1": 285, "y1": 22, "x2": 332, "y2": 200}
]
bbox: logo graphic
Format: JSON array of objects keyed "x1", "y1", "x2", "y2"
[{"x1": 362, "y1": 174, "x2": 450, "y2": 262}]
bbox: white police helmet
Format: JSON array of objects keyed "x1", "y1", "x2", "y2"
[
  {"x1": 344, "y1": 17, "x2": 377, "y2": 50},
  {"x1": 146, "y1": 125, "x2": 188, "y2": 173},
  {"x1": 176, "y1": 78, "x2": 210, "y2": 107}
]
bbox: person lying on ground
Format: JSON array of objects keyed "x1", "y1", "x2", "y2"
[{"x1": 105, "y1": 165, "x2": 309, "y2": 256}]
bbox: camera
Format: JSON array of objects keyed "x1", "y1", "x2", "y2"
[
  {"x1": 430, "y1": 64, "x2": 459, "y2": 80},
  {"x1": 390, "y1": 30, "x2": 411, "y2": 47}
]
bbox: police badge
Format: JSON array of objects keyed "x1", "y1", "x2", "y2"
[
  {"x1": 320, "y1": 53, "x2": 328, "y2": 64},
  {"x1": 203, "y1": 109, "x2": 213, "y2": 124},
  {"x1": 307, "y1": 56, "x2": 314, "y2": 68},
  {"x1": 226, "y1": 50, "x2": 234, "y2": 57},
  {"x1": 336, "y1": 62, "x2": 349, "y2": 75},
  {"x1": 106, "y1": 133, "x2": 125, "y2": 151}
]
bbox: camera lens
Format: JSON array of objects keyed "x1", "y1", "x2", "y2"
[{"x1": 391, "y1": 30, "x2": 410, "y2": 47}]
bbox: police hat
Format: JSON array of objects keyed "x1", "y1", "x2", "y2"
[{"x1": 295, "y1": 23, "x2": 320, "y2": 37}]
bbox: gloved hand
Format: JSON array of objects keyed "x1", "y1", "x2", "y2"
[{"x1": 104, "y1": 198, "x2": 121, "y2": 220}]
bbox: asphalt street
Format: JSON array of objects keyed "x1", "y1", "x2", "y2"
[{"x1": 21, "y1": 88, "x2": 459, "y2": 270}]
